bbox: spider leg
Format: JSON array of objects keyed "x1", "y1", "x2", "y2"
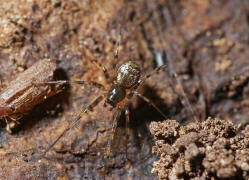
[
  {"x1": 124, "y1": 106, "x2": 130, "y2": 159},
  {"x1": 41, "y1": 94, "x2": 104, "y2": 158},
  {"x1": 112, "y1": 26, "x2": 121, "y2": 70},
  {"x1": 91, "y1": 60, "x2": 112, "y2": 83},
  {"x1": 105, "y1": 107, "x2": 122, "y2": 157},
  {"x1": 34, "y1": 80, "x2": 106, "y2": 91},
  {"x1": 172, "y1": 73, "x2": 198, "y2": 122},
  {"x1": 131, "y1": 91, "x2": 167, "y2": 119},
  {"x1": 136, "y1": 64, "x2": 167, "y2": 89}
]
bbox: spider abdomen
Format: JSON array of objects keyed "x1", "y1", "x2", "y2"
[{"x1": 116, "y1": 61, "x2": 141, "y2": 89}]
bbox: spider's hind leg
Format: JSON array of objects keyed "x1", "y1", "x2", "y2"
[
  {"x1": 91, "y1": 60, "x2": 112, "y2": 83},
  {"x1": 137, "y1": 64, "x2": 167, "y2": 88}
]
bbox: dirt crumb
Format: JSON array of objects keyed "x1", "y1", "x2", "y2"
[{"x1": 150, "y1": 118, "x2": 249, "y2": 179}]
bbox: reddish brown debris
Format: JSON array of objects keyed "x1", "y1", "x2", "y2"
[
  {"x1": 150, "y1": 118, "x2": 249, "y2": 179},
  {"x1": 0, "y1": 59, "x2": 63, "y2": 133}
]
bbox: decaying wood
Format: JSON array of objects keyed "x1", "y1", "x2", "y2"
[
  {"x1": 0, "y1": 59, "x2": 62, "y2": 133},
  {"x1": 0, "y1": 0, "x2": 248, "y2": 179}
]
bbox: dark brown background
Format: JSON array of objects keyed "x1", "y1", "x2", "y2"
[{"x1": 0, "y1": 0, "x2": 248, "y2": 179}]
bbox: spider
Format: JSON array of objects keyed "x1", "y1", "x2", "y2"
[{"x1": 40, "y1": 33, "x2": 167, "y2": 159}]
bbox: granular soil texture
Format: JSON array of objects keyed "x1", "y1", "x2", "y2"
[{"x1": 150, "y1": 118, "x2": 249, "y2": 179}]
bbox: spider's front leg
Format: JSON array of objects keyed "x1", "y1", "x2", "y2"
[
  {"x1": 105, "y1": 107, "x2": 122, "y2": 158},
  {"x1": 124, "y1": 106, "x2": 130, "y2": 159},
  {"x1": 41, "y1": 94, "x2": 105, "y2": 158},
  {"x1": 131, "y1": 91, "x2": 167, "y2": 120},
  {"x1": 104, "y1": 104, "x2": 131, "y2": 161},
  {"x1": 34, "y1": 80, "x2": 106, "y2": 91}
]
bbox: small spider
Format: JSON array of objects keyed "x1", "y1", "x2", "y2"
[{"x1": 41, "y1": 33, "x2": 167, "y2": 158}]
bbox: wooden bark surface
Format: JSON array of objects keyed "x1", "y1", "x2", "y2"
[{"x1": 0, "y1": 0, "x2": 248, "y2": 179}]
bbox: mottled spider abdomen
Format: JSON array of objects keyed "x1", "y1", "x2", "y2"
[{"x1": 116, "y1": 61, "x2": 141, "y2": 89}]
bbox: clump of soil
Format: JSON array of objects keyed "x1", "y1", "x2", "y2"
[{"x1": 150, "y1": 118, "x2": 249, "y2": 179}]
